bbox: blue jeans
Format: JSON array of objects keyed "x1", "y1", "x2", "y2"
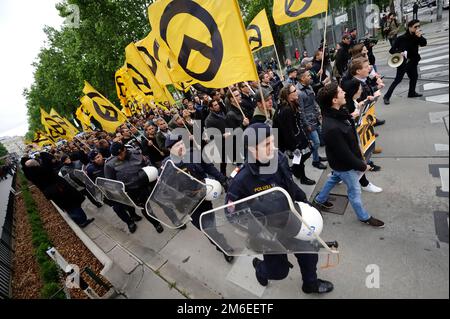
[
  {"x1": 309, "y1": 128, "x2": 321, "y2": 163},
  {"x1": 315, "y1": 170, "x2": 371, "y2": 221}
]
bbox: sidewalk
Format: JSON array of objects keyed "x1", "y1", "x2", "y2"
[{"x1": 81, "y1": 161, "x2": 328, "y2": 299}]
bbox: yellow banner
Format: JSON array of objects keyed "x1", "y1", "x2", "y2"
[
  {"x1": 75, "y1": 105, "x2": 94, "y2": 132},
  {"x1": 273, "y1": 0, "x2": 328, "y2": 26},
  {"x1": 49, "y1": 108, "x2": 79, "y2": 138},
  {"x1": 125, "y1": 42, "x2": 175, "y2": 105},
  {"x1": 247, "y1": 9, "x2": 275, "y2": 53},
  {"x1": 81, "y1": 81, "x2": 127, "y2": 133},
  {"x1": 357, "y1": 102, "x2": 377, "y2": 157},
  {"x1": 32, "y1": 131, "x2": 55, "y2": 147},
  {"x1": 40, "y1": 108, "x2": 71, "y2": 141},
  {"x1": 148, "y1": 0, "x2": 258, "y2": 88}
]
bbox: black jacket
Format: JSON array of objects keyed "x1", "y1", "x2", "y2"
[
  {"x1": 273, "y1": 102, "x2": 310, "y2": 152},
  {"x1": 334, "y1": 42, "x2": 352, "y2": 76},
  {"x1": 321, "y1": 107, "x2": 367, "y2": 172},
  {"x1": 240, "y1": 93, "x2": 256, "y2": 120},
  {"x1": 390, "y1": 31, "x2": 427, "y2": 64},
  {"x1": 226, "y1": 106, "x2": 245, "y2": 130}
]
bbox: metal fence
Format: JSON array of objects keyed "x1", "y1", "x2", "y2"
[{"x1": 0, "y1": 172, "x2": 17, "y2": 299}]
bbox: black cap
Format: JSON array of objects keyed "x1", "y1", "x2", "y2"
[
  {"x1": 165, "y1": 134, "x2": 183, "y2": 149},
  {"x1": 287, "y1": 67, "x2": 297, "y2": 75},
  {"x1": 110, "y1": 142, "x2": 125, "y2": 156}
]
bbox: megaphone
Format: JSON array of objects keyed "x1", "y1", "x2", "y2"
[{"x1": 388, "y1": 53, "x2": 404, "y2": 68}]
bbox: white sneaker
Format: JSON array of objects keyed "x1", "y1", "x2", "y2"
[{"x1": 362, "y1": 183, "x2": 383, "y2": 193}]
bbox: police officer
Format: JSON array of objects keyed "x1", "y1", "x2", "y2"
[
  {"x1": 226, "y1": 123, "x2": 333, "y2": 294},
  {"x1": 59, "y1": 154, "x2": 103, "y2": 208},
  {"x1": 105, "y1": 142, "x2": 163, "y2": 233},
  {"x1": 86, "y1": 150, "x2": 142, "y2": 234},
  {"x1": 163, "y1": 134, "x2": 234, "y2": 263}
]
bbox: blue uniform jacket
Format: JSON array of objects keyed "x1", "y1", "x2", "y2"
[{"x1": 226, "y1": 151, "x2": 307, "y2": 204}]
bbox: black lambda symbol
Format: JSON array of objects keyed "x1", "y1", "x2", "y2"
[
  {"x1": 285, "y1": 0, "x2": 313, "y2": 18},
  {"x1": 87, "y1": 92, "x2": 119, "y2": 122},
  {"x1": 247, "y1": 25, "x2": 262, "y2": 52},
  {"x1": 160, "y1": 0, "x2": 223, "y2": 82}
]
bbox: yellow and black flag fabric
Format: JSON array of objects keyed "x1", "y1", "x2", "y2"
[
  {"x1": 136, "y1": 32, "x2": 195, "y2": 92},
  {"x1": 40, "y1": 108, "x2": 70, "y2": 141},
  {"x1": 247, "y1": 9, "x2": 275, "y2": 53},
  {"x1": 273, "y1": 0, "x2": 328, "y2": 26},
  {"x1": 148, "y1": 0, "x2": 258, "y2": 88},
  {"x1": 32, "y1": 131, "x2": 55, "y2": 147},
  {"x1": 125, "y1": 43, "x2": 175, "y2": 105},
  {"x1": 75, "y1": 105, "x2": 94, "y2": 132},
  {"x1": 49, "y1": 108, "x2": 79, "y2": 138},
  {"x1": 115, "y1": 67, "x2": 131, "y2": 108},
  {"x1": 81, "y1": 81, "x2": 127, "y2": 133}
]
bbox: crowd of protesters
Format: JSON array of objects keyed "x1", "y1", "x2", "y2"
[{"x1": 18, "y1": 18, "x2": 429, "y2": 294}]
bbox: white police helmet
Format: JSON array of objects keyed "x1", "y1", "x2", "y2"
[
  {"x1": 141, "y1": 166, "x2": 159, "y2": 182},
  {"x1": 294, "y1": 201, "x2": 323, "y2": 241},
  {"x1": 204, "y1": 178, "x2": 222, "y2": 201}
]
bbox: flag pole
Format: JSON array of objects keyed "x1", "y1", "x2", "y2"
[
  {"x1": 257, "y1": 82, "x2": 270, "y2": 122},
  {"x1": 273, "y1": 44, "x2": 285, "y2": 81},
  {"x1": 320, "y1": 9, "x2": 329, "y2": 73}
]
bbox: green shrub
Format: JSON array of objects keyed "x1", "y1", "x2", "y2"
[{"x1": 18, "y1": 170, "x2": 66, "y2": 299}]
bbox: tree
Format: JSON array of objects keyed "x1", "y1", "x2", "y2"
[
  {"x1": 239, "y1": 0, "x2": 289, "y2": 61},
  {"x1": 0, "y1": 142, "x2": 8, "y2": 158},
  {"x1": 24, "y1": 0, "x2": 154, "y2": 136}
]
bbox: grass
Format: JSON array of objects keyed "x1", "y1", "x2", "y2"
[{"x1": 18, "y1": 171, "x2": 66, "y2": 299}]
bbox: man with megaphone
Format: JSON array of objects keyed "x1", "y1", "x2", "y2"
[{"x1": 384, "y1": 19, "x2": 427, "y2": 105}]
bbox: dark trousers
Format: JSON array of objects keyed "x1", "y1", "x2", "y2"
[
  {"x1": 67, "y1": 207, "x2": 88, "y2": 225},
  {"x1": 127, "y1": 186, "x2": 162, "y2": 229},
  {"x1": 255, "y1": 253, "x2": 318, "y2": 285},
  {"x1": 413, "y1": 12, "x2": 418, "y2": 20},
  {"x1": 110, "y1": 201, "x2": 137, "y2": 225},
  {"x1": 291, "y1": 152, "x2": 312, "y2": 180},
  {"x1": 385, "y1": 61, "x2": 419, "y2": 99}
]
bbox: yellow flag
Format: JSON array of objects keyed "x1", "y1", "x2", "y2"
[
  {"x1": 81, "y1": 81, "x2": 127, "y2": 133},
  {"x1": 40, "y1": 108, "x2": 70, "y2": 141},
  {"x1": 148, "y1": 0, "x2": 258, "y2": 88},
  {"x1": 32, "y1": 131, "x2": 55, "y2": 147},
  {"x1": 136, "y1": 33, "x2": 173, "y2": 86},
  {"x1": 125, "y1": 42, "x2": 175, "y2": 105},
  {"x1": 75, "y1": 105, "x2": 94, "y2": 132},
  {"x1": 273, "y1": 0, "x2": 328, "y2": 26},
  {"x1": 115, "y1": 67, "x2": 131, "y2": 107},
  {"x1": 136, "y1": 32, "x2": 195, "y2": 92},
  {"x1": 49, "y1": 108, "x2": 79, "y2": 137},
  {"x1": 247, "y1": 9, "x2": 275, "y2": 53}
]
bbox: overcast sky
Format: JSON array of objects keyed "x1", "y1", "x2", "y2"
[{"x1": 0, "y1": 0, "x2": 64, "y2": 137}]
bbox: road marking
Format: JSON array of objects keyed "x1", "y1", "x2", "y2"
[
  {"x1": 423, "y1": 83, "x2": 449, "y2": 90},
  {"x1": 421, "y1": 70, "x2": 449, "y2": 79},
  {"x1": 435, "y1": 144, "x2": 449, "y2": 152},
  {"x1": 420, "y1": 48, "x2": 449, "y2": 58},
  {"x1": 420, "y1": 64, "x2": 446, "y2": 71},
  {"x1": 420, "y1": 56, "x2": 449, "y2": 64},
  {"x1": 439, "y1": 168, "x2": 449, "y2": 192},
  {"x1": 426, "y1": 95, "x2": 450, "y2": 104},
  {"x1": 429, "y1": 111, "x2": 450, "y2": 123},
  {"x1": 420, "y1": 44, "x2": 449, "y2": 54}
]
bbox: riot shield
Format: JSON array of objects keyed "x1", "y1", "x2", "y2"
[
  {"x1": 62, "y1": 173, "x2": 84, "y2": 192},
  {"x1": 200, "y1": 187, "x2": 339, "y2": 256},
  {"x1": 96, "y1": 178, "x2": 140, "y2": 209},
  {"x1": 73, "y1": 169, "x2": 104, "y2": 203},
  {"x1": 145, "y1": 160, "x2": 211, "y2": 229}
]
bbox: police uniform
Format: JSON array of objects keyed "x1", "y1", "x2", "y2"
[
  {"x1": 163, "y1": 135, "x2": 233, "y2": 263},
  {"x1": 226, "y1": 123, "x2": 333, "y2": 293},
  {"x1": 104, "y1": 143, "x2": 163, "y2": 232}
]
